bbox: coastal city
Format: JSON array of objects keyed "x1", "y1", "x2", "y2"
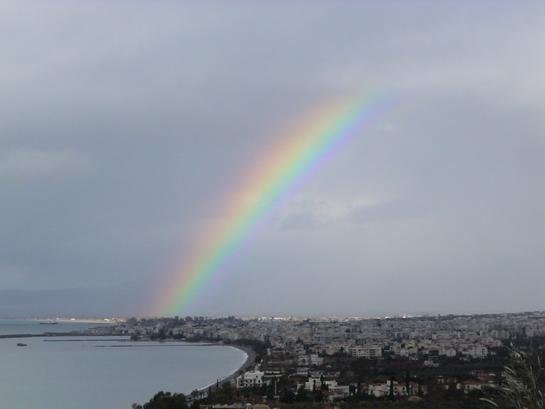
[
  {"x1": 84, "y1": 311, "x2": 545, "y2": 409},
  {"x1": 3, "y1": 2, "x2": 545, "y2": 409}
]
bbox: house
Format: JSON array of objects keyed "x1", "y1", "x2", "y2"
[
  {"x1": 462, "y1": 345, "x2": 488, "y2": 359},
  {"x1": 367, "y1": 382, "x2": 389, "y2": 398},
  {"x1": 366, "y1": 380, "x2": 425, "y2": 398},
  {"x1": 302, "y1": 377, "x2": 323, "y2": 391},
  {"x1": 310, "y1": 354, "x2": 324, "y2": 366},
  {"x1": 387, "y1": 380, "x2": 408, "y2": 397},
  {"x1": 326, "y1": 384, "x2": 350, "y2": 401},
  {"x1": 235, "y1": 370, "x2": 265, "y2": 389},
  {"x1": 349, "y1": 345, "x2": 382, "y2": 359},
  {"x1": 460, "y1": 380, "x2": 489, "y2": 394}
]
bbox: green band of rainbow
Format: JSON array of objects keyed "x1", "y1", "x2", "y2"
[{"x1": 153, "y1": 95, "x2": 391, "y2": 316}]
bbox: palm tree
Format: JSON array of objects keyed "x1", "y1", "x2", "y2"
[{"x1": 482, "y1": 349, "x2": 544, "y2": 409}]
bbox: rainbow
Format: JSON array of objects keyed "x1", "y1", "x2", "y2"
[{"x1": 154, "y1": 94, "x2": 392, "y2": 316}]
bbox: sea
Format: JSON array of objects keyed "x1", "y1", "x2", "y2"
[{"x1": 0, "y1": 320, "x2": 247, "y2": 409}]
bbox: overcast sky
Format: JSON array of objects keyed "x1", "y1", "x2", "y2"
[{"x1": 1, "y1": 1, "x2": 544, "y2": 317}]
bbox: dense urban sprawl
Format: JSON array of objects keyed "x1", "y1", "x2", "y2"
[{"x1": 101, "y1": 312, "x2": 545, "y2": 409}]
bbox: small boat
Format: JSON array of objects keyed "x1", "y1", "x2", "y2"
[
  {"x1": 16, "y1": 343, "x2": 28, "y2": 347},
  {"x1": 39, "y1": 321, "x2": 58, "y2": 325}
]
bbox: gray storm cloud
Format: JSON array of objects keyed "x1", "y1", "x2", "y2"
[{"x1": 1, "y1": 1, "x2": 544, "y2": 317}]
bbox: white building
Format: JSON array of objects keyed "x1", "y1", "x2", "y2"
[
  {"x1": 367, "y1": 382, "x2": 389, "y2": 398},
  {"x1": 349, "y1": 345, "x2": 382, "y2": 359},
  {"x1": 303, "y1": 377, "x2": 322, "y2": 391},
  {"x1": 235, "y1": 370, "x2": 264, "y2": 389},
  {"x1": 327, "y1": 384, "x2": 350, "y2": 401},
  {"x1": 310, "y1": 354, "x2": 324, "y2": 366},
  {"x1": 462, "y1": 345, "x2": 488, "y2": 359}
]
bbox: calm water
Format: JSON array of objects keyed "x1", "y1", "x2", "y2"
[
  {"x1": 0, "y1": 319, "x2": 102, "y2": 335},
  {"x1": 0, "y1": 321, "x2": 246, "y2": 409}
]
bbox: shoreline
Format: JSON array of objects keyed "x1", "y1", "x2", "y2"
[
  {"x1": 194, "y1": 343, "x2": 256, "y2": 394},
  {"x1": 0, "y1": 333, "x2": 123, "y2": 339},
  {"x1": 0, "y1": 332, "x2": 255, "y2": 397},
  {"x1": 222, "y1": 344, "x2": 256, "y2": 384}
]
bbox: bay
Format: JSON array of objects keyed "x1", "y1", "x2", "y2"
[
  {"x1": 0, "y1": 321, "x2": 246, "y2": 409},
  {"x1": 0, "y1": 319, "x2": 102, "y2": 335}
]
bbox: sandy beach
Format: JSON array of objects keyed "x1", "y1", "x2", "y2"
[{"x1": 195, "y1": 343, "x2": 256, "y2": 394}]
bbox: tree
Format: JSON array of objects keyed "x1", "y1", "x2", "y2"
[
  {"x1": 141, "y1": 391, "x2": 188, "y2": 409},
  {"x1": 483, "y1": 349, "x2": 544, "y2": 409},
  {"x1": 296, "y1": 385, "x2": 310, "y2": 401},
  {"x1": 389, "y1": 374, "x2": 395, "y2": 400},
  {"x1": 280, "y1": 388, "x2": 295, "y2": 403}
]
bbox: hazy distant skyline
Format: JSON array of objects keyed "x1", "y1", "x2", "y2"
[{"x1": 1, "y1": 1, "x2": 544, "y2": 317}]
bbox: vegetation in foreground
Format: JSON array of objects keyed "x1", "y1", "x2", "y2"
[
  {"x1": 133, "y1": 346, "x2": 545, "y2": 409},
  {"x1": 131, "y1": 392, "x2": 188, "y2": 409},
  {"x1": 482, "y1": 348, "x2": 544, "y2": 409}
]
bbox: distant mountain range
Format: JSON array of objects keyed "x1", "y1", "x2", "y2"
[{"x1": 0, "y1": 286, "x2": 148, "y2": 318}]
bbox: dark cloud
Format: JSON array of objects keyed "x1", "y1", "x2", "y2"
[{"x1": 1, "y1": 1, "x2": 544, "y2": 316}]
